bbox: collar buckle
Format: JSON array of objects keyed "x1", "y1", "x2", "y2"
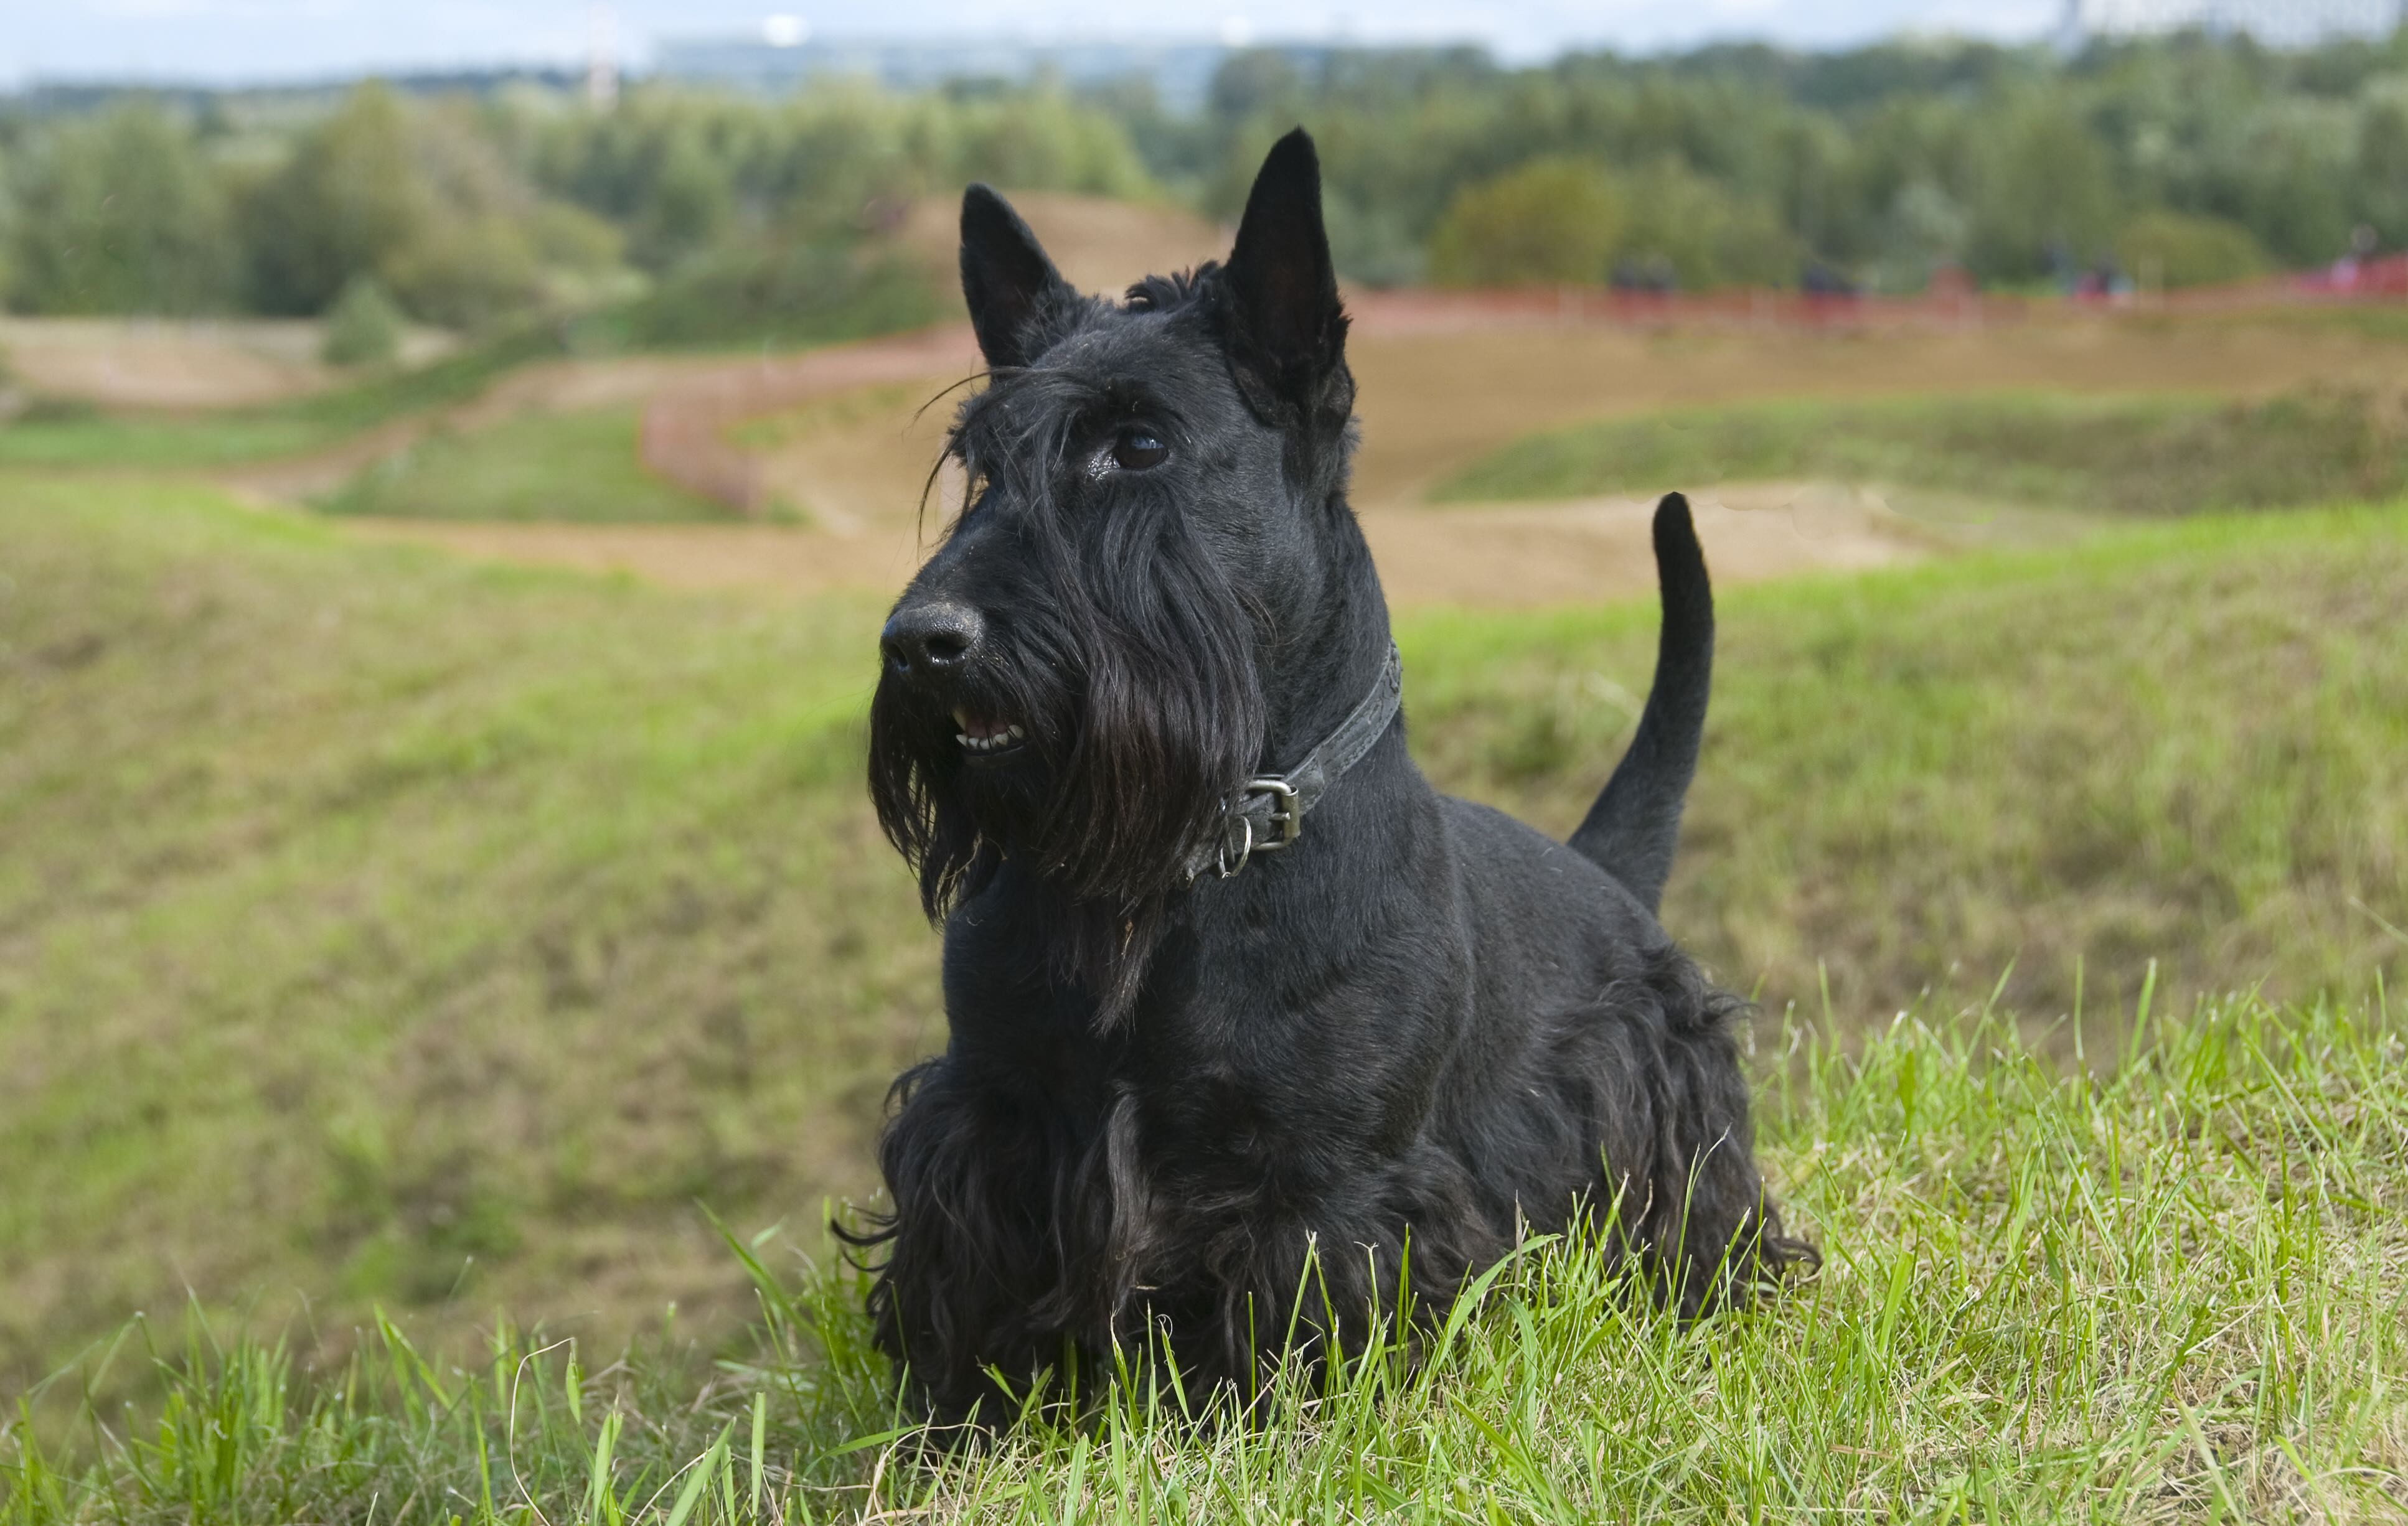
[
  {"x1": 1244, "y1": 777, "x2": 1303, "y2": 852},
  {"x1": 1184, "y1": 644, "x2": 1403, "y2": 886},
  {"x1": 1213, "y1": 778, "x2": 1301, "y2": 879}
]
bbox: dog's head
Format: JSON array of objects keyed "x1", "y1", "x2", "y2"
[{"x1": 868, "y1": 129, "x2": 1356, "y2": 1016}]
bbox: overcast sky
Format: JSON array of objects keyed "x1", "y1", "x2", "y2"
[{"x1": 2, "y1": 0, "x2": 2067, "y2": 89}]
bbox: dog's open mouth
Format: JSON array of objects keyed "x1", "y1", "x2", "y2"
[{"x1": 953, "y1": 709, "x2": 1027, "y2": 757}]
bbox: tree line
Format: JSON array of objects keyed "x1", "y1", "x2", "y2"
[
  {"x1": 2, "y1": 26, "x2": 2402, "y2": 339},
  {"x1": 1145, "y1": 31, "x2": 2408, "y2": 291},
  {"x1": 0, "y1": 80, "x2": 1145, "y2": 348}
]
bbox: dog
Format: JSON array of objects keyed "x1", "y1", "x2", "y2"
[{"x1": 855, "y1": 128, "x2": 1812, "y2": 1425}]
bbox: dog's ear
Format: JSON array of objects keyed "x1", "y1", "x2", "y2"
[
  {"x1": 961, "y1": 184, "x2": 1073, "y2": 370},
  {"x1": 1222, "y1": 128, "x2": 1353, "y2": 428}
]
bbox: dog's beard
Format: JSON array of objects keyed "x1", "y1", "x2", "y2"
[{"x1": 868, "y1": 507, "x2": 1266, "y2": 1027}]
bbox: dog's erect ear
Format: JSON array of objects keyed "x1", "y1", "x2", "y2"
[
  {"x1": 1222, "y1": 128, "x2": 1352, "y2": 426},
  {"x1": 961, "y1": 184, "x2": 1073, "y2": 370}
]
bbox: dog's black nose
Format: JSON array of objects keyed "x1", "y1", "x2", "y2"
[{"x1": 882, "y1": 601, "x2": 985, "y2": 677}]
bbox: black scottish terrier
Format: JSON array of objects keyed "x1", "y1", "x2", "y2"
[{"x1": 858, "y1": 129, "x2": 1811, "y2": 1424}]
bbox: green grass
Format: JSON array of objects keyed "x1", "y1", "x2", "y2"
[
  {"x1": 1409, "y1": 508, "x2": 2408, "y2": 1026},
  {"x1": 317, "y1": 408, "x2": 736, "y2": 523},
  {"x1": 725, "y1": 382, "x2": 923, "y2": 450},
  {"x1": 1435, "y1": 386, "x2": 2408, "y2": 513},
  {"x1": 8, "y1": 993, "x2": 2404, "y2": 1522},
  {"x1": 1, "y1": 471, "x2": 2402, "y2": 1405},
  {"x1": 2169, "y1": 299, "x2": 2408, "y2": 349},
  {"x1": 0, "y1": 474, "x2": 931, "y2": 1387}
]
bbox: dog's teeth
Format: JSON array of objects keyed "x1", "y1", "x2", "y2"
[{"x1": 954, "y1": 725, "x2": 1022, "y2": 754}]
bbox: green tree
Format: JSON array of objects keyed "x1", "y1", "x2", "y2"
[
  {"x1": 947, "y1": 91, "x2": 1152, "y2": 200},
  {"x1": 1967, "y1": 99, "x2": 2120, "y2": 281},
  {"x1": 6, "y1": 104, "x2": 238, "y2": 315},
  {"x1": 243, "y1": 83, "x2": 565, "y2": 329},
  {"x1": 242, "y1": 83, "x2": 427, "y2": 316},
  {"x1": 1427, "y1": 158, "x2": 1622, "y2": 286},
  {"x1": 2358, "y1": 101, "x2": 2408, "y2": 248},
  {"x1": 629, "y1": 123, "x2": 736, "y2": 270},
  {"x1": 2220, "y1": 110, "x2": 2356, "y2": 267}
]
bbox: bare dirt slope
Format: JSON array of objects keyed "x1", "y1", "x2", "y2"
[
  {"x1": 341, "y1": 485, "x2": 1938, "y2": 607},
  {"x1": 1, "y1": 317, "x2": 329, "y2": 409},
  {"x1": 895, "y1": 189, "x2": 1228, "y2": 299},
  {"x1": 1337, "y1": 312, "x2": 2408, "y2": 507},
  {"x1": 0, "y1": 316, "x2": 454, "y2": 410},
  {"x1": 337, "y1": 307, "x2": 2408, "y2": 607}
]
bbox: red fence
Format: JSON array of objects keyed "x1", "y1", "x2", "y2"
[
  {"x1": 1342, "y1": 284, "x2": 2028, "y2": 333},
  {"x1": 2292, "y1": 253, "x2": 2408, "y2": 298}
]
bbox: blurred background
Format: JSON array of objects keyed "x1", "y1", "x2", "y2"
[{"x1": 3, "y1": 0, "x2": 2406, "y2": 1389}]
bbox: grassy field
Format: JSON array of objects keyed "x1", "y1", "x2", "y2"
[
  {"x1": 1418, "y1": 508, "x2": 2408, "y2": 1025},
  {"x1": 1436, "y1": 386, "x2": 2408, "y2": 514},
  {"x1": 2, "y1": 470, "x2": 2402, "y2": 1405},
  {"x1": 7, "y1": 993, "x2": 2403, "y2": 1522},
  {"x1": 319, "y1": 410, "x2": 734, "y2": 523}
]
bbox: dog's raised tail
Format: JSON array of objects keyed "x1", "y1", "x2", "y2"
[{"x1": 1568, "y1": 494, "x2": 1712, "y2": 915}]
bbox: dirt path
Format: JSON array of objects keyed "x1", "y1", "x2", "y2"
[{"x1": 341, "y1": 482, "x2": 1978, "y2": 607}]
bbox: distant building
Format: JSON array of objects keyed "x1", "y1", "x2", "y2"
[
  {"x1": 2060, "y1": 0, "x2": 2403, "y2": 47},
  {"x1": 649, "y1": 35, "x2": 1336, "y2": 111}
]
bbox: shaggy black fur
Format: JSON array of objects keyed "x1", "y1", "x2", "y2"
[{"x1": 855, "y1": 128, "x2": 1815, "y2": 1426}]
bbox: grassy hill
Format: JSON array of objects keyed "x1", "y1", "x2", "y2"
[
  {"x1": 1434, "y1": 387, "x2": 2408, "y2": 516},
  {"x1": 1, "y1": 470, "x2": 2403, "y2": 1398},
  {"x1": 317, "y1": 408, "x2": 735, "y2": 523}
]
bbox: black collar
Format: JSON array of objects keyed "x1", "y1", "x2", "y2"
[{"x1": 1183, "y1": 644, "x2": 1404, "y2": 881}]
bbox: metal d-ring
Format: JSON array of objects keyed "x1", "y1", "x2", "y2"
[{"x1": 1215, "y1": 817, "x2": 1254, "y2": 879}]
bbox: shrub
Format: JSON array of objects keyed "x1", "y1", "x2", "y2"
[
  {"x1": 2115, "y1": 209, "x2": 2272, "y2": 289},
  {"x1": 319, "y1": 275, "x2": 406, "y2": 367},
  {"x1": 614, "y1": 235, "x2": 943, "y2": 349},
  {"x1": 1426, "y1": 158, "x2": 1622, "y2": 288},
  {"x1": 380, "y1": 215, "x2": 547, "y2": 332},
  {"x1": 1611, "y1": 159, "x2": 1802, "y2": 289}
]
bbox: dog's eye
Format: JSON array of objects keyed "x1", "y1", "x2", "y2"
[{"x1": 1111, "y1": 429, "x2": 1169, "y2": 471}]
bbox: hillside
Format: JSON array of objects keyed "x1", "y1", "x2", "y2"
[{"x1": 2, "y1": 472, "x2": 2401, "y2": 1384}]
